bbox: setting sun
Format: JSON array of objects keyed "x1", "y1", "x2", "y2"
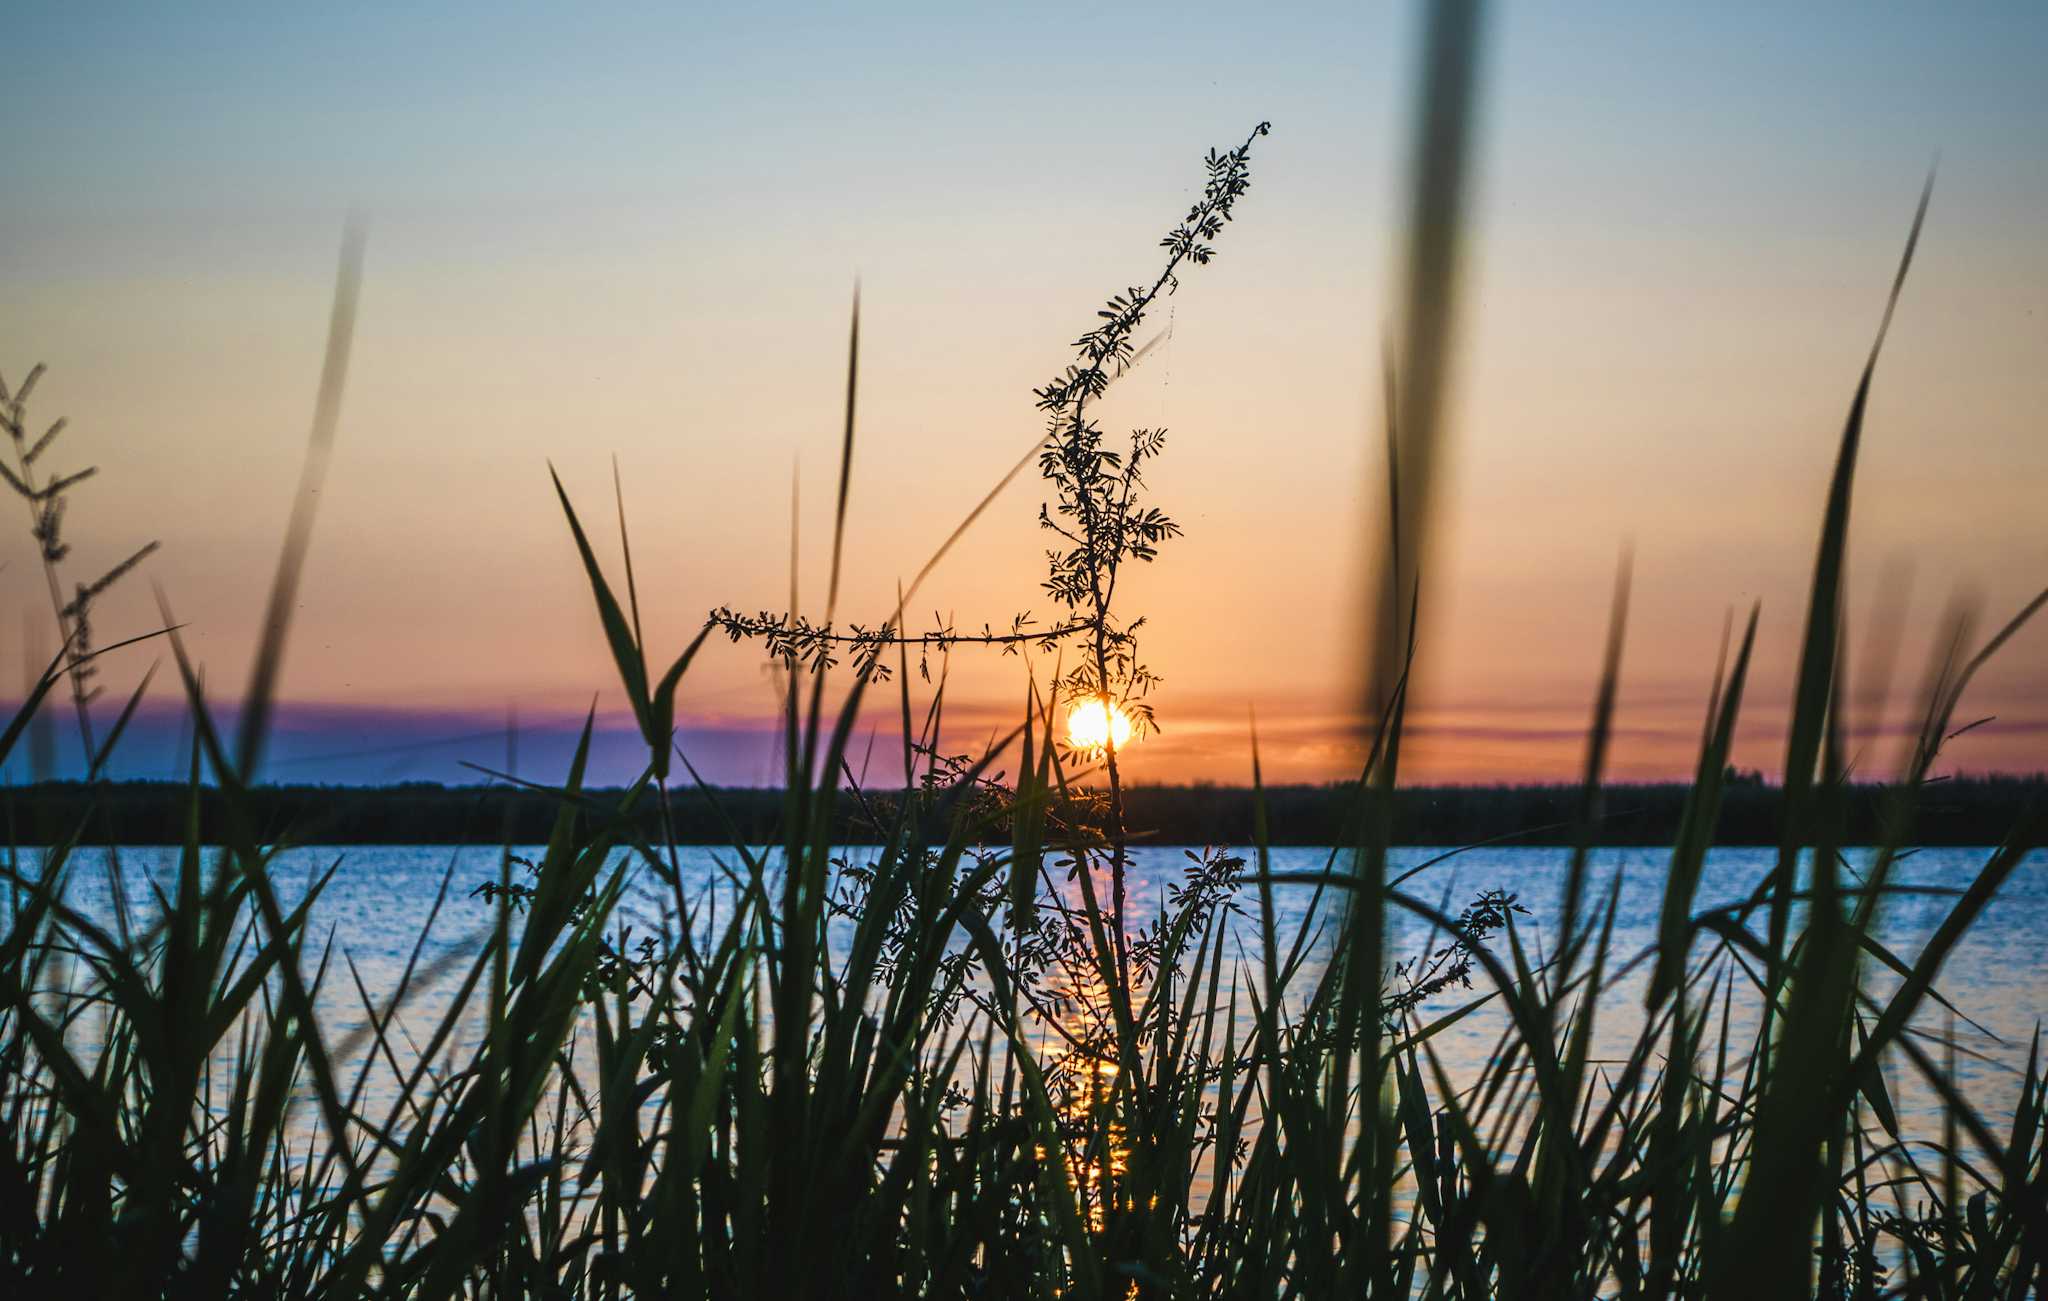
[{"x1": 1066, "y1": 698, "x2": 1135, "y2": 753}]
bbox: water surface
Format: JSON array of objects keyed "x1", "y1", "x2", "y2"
[{"x1": 19, "y1": 843, "x2": 2045, "y2": 1135}]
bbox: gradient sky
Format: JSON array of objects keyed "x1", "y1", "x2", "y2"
[{"x1": 2, "y1": 2, "x2": 2044, "y2": 786}]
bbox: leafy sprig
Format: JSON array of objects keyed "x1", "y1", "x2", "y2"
[
  {"x1": 710, "y1": 122, "x2": 1272, "y2": 742},
  {"x1": 1, "y1": 363, "x2": 160, "y2": 758}
]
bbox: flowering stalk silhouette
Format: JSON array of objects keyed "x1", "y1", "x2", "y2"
[
  {"x1": 0, "y1": 364, "x2": 159, "y2": 769},
  {"x1": 712, "y1": 122, "x2": 1271, "y2": 974}
]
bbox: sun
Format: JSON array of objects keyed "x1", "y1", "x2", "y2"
[{"x1": 1066, "y1": 698, "x2": 1135, "y2": 753}]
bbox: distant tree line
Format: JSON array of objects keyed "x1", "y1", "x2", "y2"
[{"x1": 4, "y1": 774, "x2": 2040, "y2": 847}]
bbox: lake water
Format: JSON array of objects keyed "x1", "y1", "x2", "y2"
[{"x1": 17, "y1": 843, "x2": 2047, "y2": 1138}]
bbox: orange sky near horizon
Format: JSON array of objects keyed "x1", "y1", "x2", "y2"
[{"x1": 2, "y1": 3, "x2": 2043, "y2": 787}]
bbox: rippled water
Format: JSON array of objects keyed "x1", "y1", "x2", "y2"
[{"x1": 18, "y1": 843, "x2": 2047, "y2": 1134}]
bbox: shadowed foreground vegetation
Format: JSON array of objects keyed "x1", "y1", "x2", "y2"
[
  {"x1": 7, "y1": 775, "x2": 2043, "y2": 848},
  {"x1": 4, "y1": 9, "x2": 2047, "y2": 1295}
]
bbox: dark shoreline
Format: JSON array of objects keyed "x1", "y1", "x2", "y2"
[{"x1": 5, "y1": 775, "x2": 2040, "y2": 847}]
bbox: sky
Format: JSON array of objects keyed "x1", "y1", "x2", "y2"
[{"x1": 1, "y1": 1, "x2": 2044, "y2": 787}]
